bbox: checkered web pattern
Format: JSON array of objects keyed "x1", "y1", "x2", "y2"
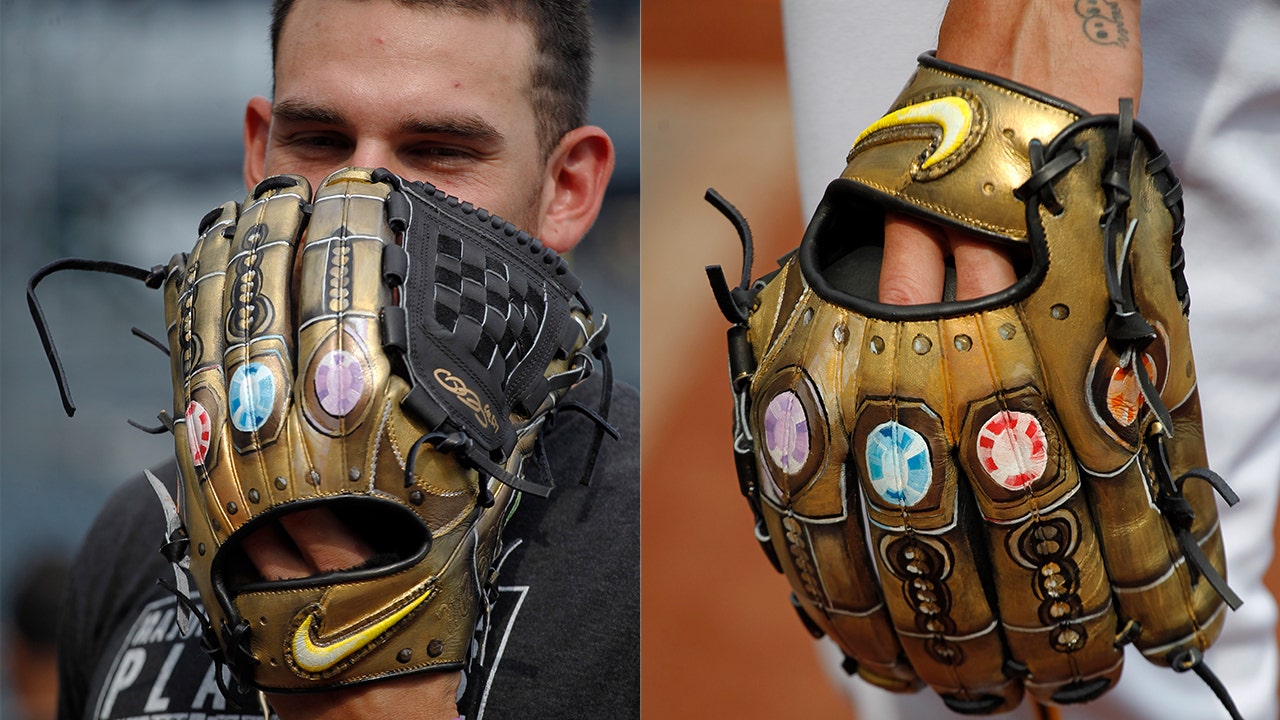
[{"x1": 425, "y1": 231, "x2": 546, "y2": 375}]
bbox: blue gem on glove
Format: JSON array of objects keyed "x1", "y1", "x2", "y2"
[
  {"x1": 229, "y1": 362, "x2": 276, "y2": 432},
  {"x1": 866, "y1": 421, "x2": 931, "y2": 506}
]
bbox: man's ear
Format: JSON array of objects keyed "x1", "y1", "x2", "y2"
[
  {"x1": 243, "y1": 96, "x2": 273, "y2": 191},
  {"x1": 536, "y1": 125, "x2": 615, "y2": 252}
]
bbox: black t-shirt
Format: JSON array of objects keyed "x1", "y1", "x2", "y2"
[{"x1": 56, "y1": 378, "x2": 639, "y2": 720}]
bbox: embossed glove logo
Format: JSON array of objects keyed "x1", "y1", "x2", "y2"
[
  {"x1": 290, "y1": 586, "x2": 434, "y2": 674},
  {"x1": 434, "y1": 368, "x2": 499, "y2": 431},
  {"x1": 850, "y1": 93, "x2": 985, "y2": 179}
]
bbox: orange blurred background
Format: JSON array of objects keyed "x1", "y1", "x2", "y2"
[
  {"x1": 639, "y1": 1, "x2": 1280, "y2": 718},
  {"x1": 640, "y1": 1, "x2": 853, "y2": 717}
]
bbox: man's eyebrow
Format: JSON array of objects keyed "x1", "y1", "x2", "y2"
[
  {"x1": 272, "y1": 99, "x2": 349, "y2": 126},
  {"x1": 397, "y1": 115, "x2": 504, "y2": 145},
  {"x1": 271, "y1": 100, "x2": 503, "y2": 145}
]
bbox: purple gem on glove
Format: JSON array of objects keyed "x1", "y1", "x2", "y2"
[
  {"x1": 314, "y1": 350, "x2": 365, "y2": 417},
  {"x1": 764, "y1": 390, "x2": 809, "y2": 474}
]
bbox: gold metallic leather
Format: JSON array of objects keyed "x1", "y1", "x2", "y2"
[
  {"x1": 739, "y1": 56, "x2": 1230, "y2": 712},
  {"x1": 163, "y1": 168, "x2": 591, "y2": 691},
  {"x1": 842, "y1": 63, "x2": 1078, "y2": 242}
]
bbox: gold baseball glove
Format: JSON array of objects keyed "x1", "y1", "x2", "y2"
[
  {"x1": 29, "y1": 167, "x2": 612, "y2": 701},
  {"x1": 708, "y1": 54, "x2": 1241, "y2": 717}
]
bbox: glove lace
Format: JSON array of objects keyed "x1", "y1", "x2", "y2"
[
  {"x1": 704, "y1": 187, "x2": 756, "y2": 324},
  {"x1": 1145, "y1": 429, "x2": 1242, "y2": 609},
  {"x1": 27, "y1": 257, "x2": 167, "y2": 416},
  {"x1": 155, "y1": 575, "x2": 257, "y2": 710},
  {"x1": 705, "y1": 189, "x2": 785, "y2": 576},
  {"x1": 1169, "y1": 647, "x2": 1245, "y2": 720}
]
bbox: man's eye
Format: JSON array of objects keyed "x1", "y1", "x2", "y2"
[
  {"x1": 289, "y1": 134, "x2": 349, "y2": 151},
  {"x1": 410, "y1": 145, "x2": 474, "y2": 161}
]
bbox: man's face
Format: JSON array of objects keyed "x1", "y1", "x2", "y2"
[{"x1": 254, "y1": 0, "x2": 548, "y2": 233}]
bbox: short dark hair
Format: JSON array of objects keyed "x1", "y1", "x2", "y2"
[{"x1": 270, "y1": 0, "x2": 593, "y2": 157}]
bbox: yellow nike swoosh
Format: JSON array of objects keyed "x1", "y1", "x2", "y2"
[
  {"x1": 291, "y1": 585, "x2": 434, "y2": 674},
  {"x1": 854, "y1": 96, "x2": 975, "y2": 171}
]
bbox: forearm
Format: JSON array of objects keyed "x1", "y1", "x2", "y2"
[{"x1": 937, "y1": 0, "x2": 1142, "y2": 113}]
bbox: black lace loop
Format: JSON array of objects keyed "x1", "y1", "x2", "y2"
[
  {"x1": 1014, "y1": 139, "x2": 1082, "y2": 214},
  {"x1": 1169, "y1": 647, "x2": 1244, "y2": 720},
  {"x1": 529, "y1": 434, "x2": 556, "y2": 495},
  {"x1": 704, "y1": 187, "x2": 756, "y2": 324},
  {"x1": 556, "y1": 400, "x2": 620, "y2": 440},
  {"x1": 1146, "y1": 431, "x2": 1242, "y2": 609},
  {"x1": 218, "y1": 618, "x2": 259, "y2": 699},
  {"x1": 405, "y1": 430, "x2": 555, "y2": 498},
  {"x1": 27, "y1": 258, "x2": 167, "y2": 416},
  {"x1": 575, "y1": 349, "x2": 615, "y2": 488},
  {"x1": 704, "y1": 194, "x2": 783, "y2": 577},
  {"x1": 554, "y1": 312, "x2": 617, "y2": 488},
  {"x1": 154, "y1": 576, "x2": 250, "y2": 710},
  {"x1": 128, "y1": 416, "x2": 173, "y2": 435},
  {"x1": 159, "y1": 528, "x2": 191, "y2": 565},
  {"x1": 1113, "y1": 619, "x2": 1142, "y2": 648},
  {"x1": 1147, "y1": 150, "x2": 1192, "y2": 312},
  {"x1": 1099, "y1": 100, "x2": 1163, "y2": 354},
  {"x1": 1103, "y1": 99, "x2": 1135, "y2": 206},
  {"x1": 1132, "y1": 351, "x2": 1173, "y2": 435},
  {"x1": 1177, "y1": 468, "x2": 1239, "y2": 504},
  {"x1": 131, "y1": 326, "x2": 170, "y2": 355},
  {"x1": 129, "y1": 410, "x2": 174, "y2": 435}
]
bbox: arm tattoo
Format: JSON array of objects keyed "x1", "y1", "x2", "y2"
[{"x1": 1075, "y1": 0, "x2": 1130, "y2": 47}]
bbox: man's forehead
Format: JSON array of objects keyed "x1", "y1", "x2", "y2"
[
  {"x1": 277, "y1": 0, "x2": 535, "y2": 55},
  {"x1": 272, "y1": 0, "x2": 540, "y2": 136}
]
